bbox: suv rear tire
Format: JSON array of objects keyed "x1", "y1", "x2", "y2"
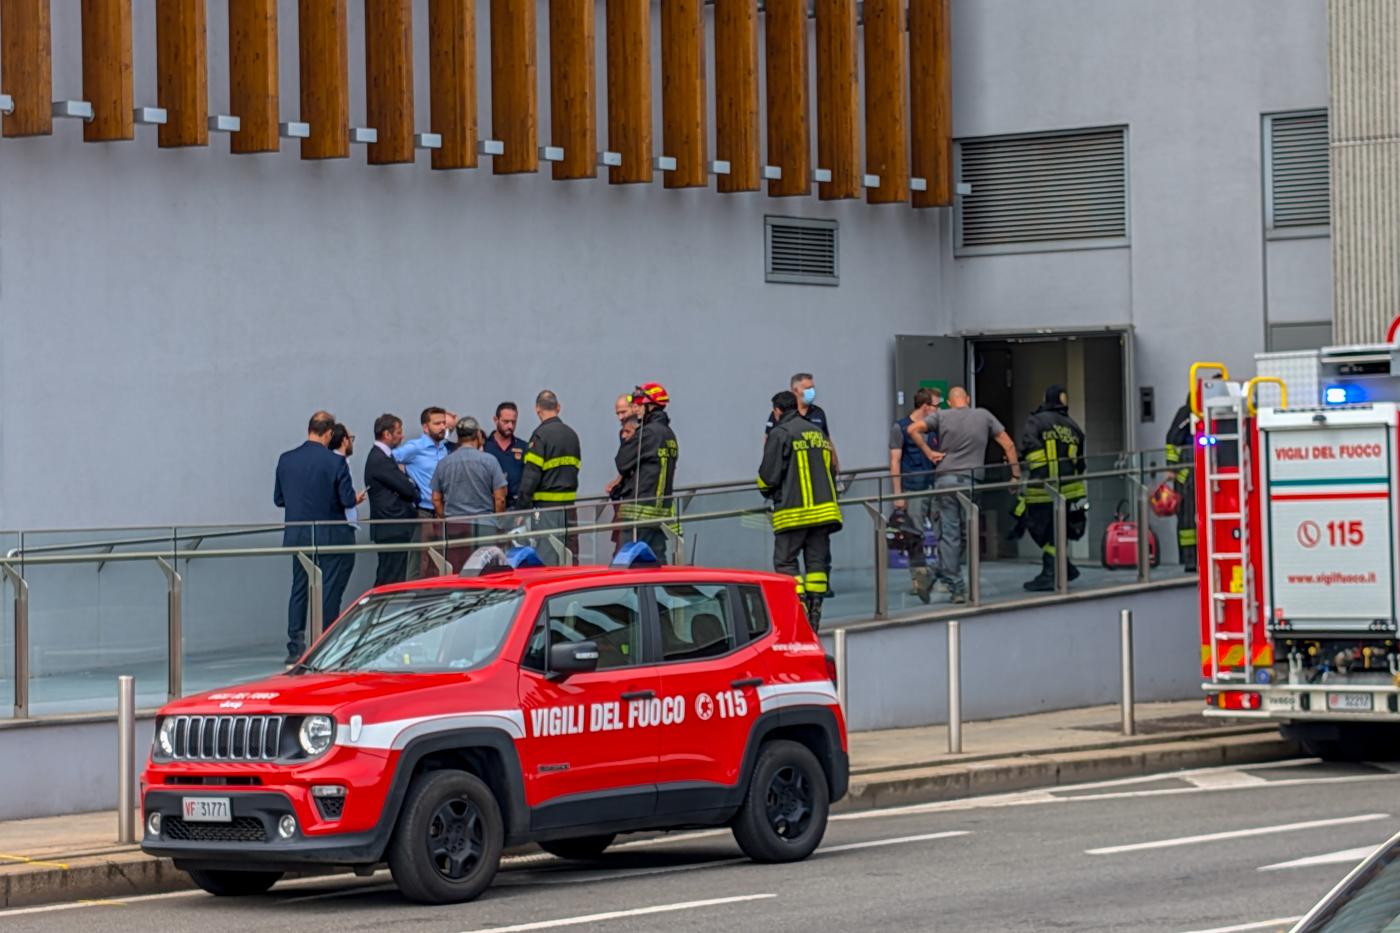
[
  {"x1": 732, "y1": 739, "x2": 829, "y2": 862},
  {"x1": 388, "y1": 769, "x2": 504, "y2": 904},
  {"x1": 540, "y1": 834, "x2": 617, "y2": 860},
  {"x1": 185, "y1": 868, "x2": 283, "y2": 897}
]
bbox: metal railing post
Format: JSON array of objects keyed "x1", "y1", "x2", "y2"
[
  {"x1": 859, "y1": 503, "x2": 888, "y2": 619},
  {"x1": 1052, "y1": 488, "x2": 1069, "y2": 594},
  {"x1": 1137, "y1": 472, "x2": 1152, "y2": 584},
  {"x1": 156, "y1": 558, "x2": 183, "y2": 700},
  {"x1": 833, "y1": 627, "x2": 848, "y2": 716},
  {"x1": 295, "y1": 552, "x2": 323, "y2": 646},
  {"x1": 661, "y1": 524, "x2": 685, "y2": 565},
  {"x1": 3, "y1": 564, "x2": 29, "y2": 719},
  {"x1": 957, "y1": 491, "x2": 981, "y2": 606},
  {"x1": 1120, "y1": 609, "x2": 1135, "y2": 736},
  {"x1": 117, "y1": 674, "x2": 136, "y2": 844},
  {"x1": 947, "y1": 619, "x2": 962, "y2": 754},
  {"x1": 426, "y1": 546, "x2": 449, "y2": 575}
]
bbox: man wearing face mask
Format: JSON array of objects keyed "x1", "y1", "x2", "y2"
[{"x1": 766, "y1": 373, "x2": 840, "y2": 476}]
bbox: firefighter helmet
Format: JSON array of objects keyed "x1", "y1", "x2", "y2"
[
  {"x1": 632, "y1": 382, "x2": 670, "y2": 407},
  {"x1": 885, "y1": 507, "x2": 921, "y2": 552},
  {"x1": 1150, "y1": 481, "x2": 1181, "y2": 517}
]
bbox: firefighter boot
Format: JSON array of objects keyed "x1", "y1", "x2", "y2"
[
  {"x1": 1067, "y1": 559, "x2": 1081, "y2": 583},
  {"x1": 1023, "y1": 553, "x2": 1055, "y2": 591},
  {"x1": 1181, "y1": 546, "x2": 1197, "y2": 574},
  {"x1": 804, "y1": 595, "x2": 824, "y2": 633},
  {"x1": 911, "y1": 566, "x2": 933, "y2": 604}
]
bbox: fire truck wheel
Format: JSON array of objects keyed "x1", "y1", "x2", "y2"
[
  {"x1": 184, "y1": 868, "x2": 283, "y2": 897},
  {"x1": 731, "y1": 740, "x2": 829, "y2": 863},
  {"x1": 539, "y1": 834, "x2": 617, "y2": 860},
  {"x1": 388, "y1": 769, "x2": 504, "y2": 904}
]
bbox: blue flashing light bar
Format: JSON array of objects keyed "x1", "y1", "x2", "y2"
[
  {"x1": 1196, "y1": 435, "x2": 1218, "y2": 447},
  {"x1": 1324, "y1": 384, "x2": 1365, "y2": 406},
  {"x1": 507, "y1": 546, "x2": 545, "y2": 569},
  {"x1": 611, "y1": 541, "x2": 661, "y2": 568}
]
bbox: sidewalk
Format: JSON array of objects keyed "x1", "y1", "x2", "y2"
[{"x1": 0, "y1": 700, "x2": 1290, "y2": 909}]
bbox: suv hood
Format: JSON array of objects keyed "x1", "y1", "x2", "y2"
[{"x1": 159, "y1": 671, "x2": 489, "y2": 717}]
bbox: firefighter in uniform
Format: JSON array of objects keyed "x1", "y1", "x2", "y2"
[
  {"x1": 1165, "y1": 394, "x2": 1197, "y2": 572},
  {"x1": 758, "y1": 390, "x2": 843, "y2": 631},
  {"x1": 616, "y1": 382, "x2": 679, "y2": 563},
  {"x1": 517, "y1": 389, "x2": 581, "y2": 565},
  {"x1": 1015, "y1": 385, "x2": 1087, "y2": 591}
]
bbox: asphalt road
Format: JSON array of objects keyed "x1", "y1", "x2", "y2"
[{"x1": 4, "y1": 757, "x2": 1399, "y2": 933}]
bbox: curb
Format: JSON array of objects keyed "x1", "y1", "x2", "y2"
[{"x1": 0, "y1": 730, "x2": 1299, "y2": 910}]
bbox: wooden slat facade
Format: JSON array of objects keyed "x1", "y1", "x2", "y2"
[
  {"x1": 1, "y1": 0, "x2": 52, "y2": 138},
  {"x1": 428, "y1": 0, "x2": 477, "y2": 170},
  {"x1": 548, "y1": 0, "x2": 595, "y2": 179},
  {"x1": 863, "y1": 0, "x2": 906, "y2": 203},
  {"x1": 713, "y1": 0, "x2": 759, "y2": 192},
  {"x1": 155, "y1": 0, "x2": 208, "y2": 148},
  {"x1": 763, "y1": 0, "x2": 809, "y2": 197},
  {"x1": 80, "y1": 0, "x2": 134, "y2": 142},
  {"x1": 660, "y1": 0, "x2": 706, "y2": 188},
  {"x1": 908, "y1": 0, "x2": 952, "y2": 207},
  {"x1": 228, "y1": 0, "x2": 279, "y2": 153},
  {"x1": 298, "y1": 0, "x2": 348, "y2": 159},
  {"x1": 815, "y1": 0, "x2": 860, "y2": 199},
  {"x1": 605, "y1": 0, "x2": 651, "y2": 184},
  {"x1": 491, "y1": 0, "x2": 538, "y2": 173},
  {"x1": 365, "y1": 0, "x2": 415, "y2": 164}
]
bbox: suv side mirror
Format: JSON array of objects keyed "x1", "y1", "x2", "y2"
[{"x1": 548, "y1": 641, "x2": 599, "y2": 677}]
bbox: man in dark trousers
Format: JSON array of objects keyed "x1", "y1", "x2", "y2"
[
  {"x1": 1165, "y1": 394, "x2": 1197, "y2": 572},
  {"x1": 365, "y1": 413, "x2": 420, "y2": 587},
  {"x1": 1016, "y1": 385, "x2": 1088, "y2": 591},
  {"x1": 616, "y1": 382, "x2": 679, "y2": 563},
  {"x1": 274, "y1": 411, "x2": 358, "y2": 664},
  {"x1": 759, "y1": 390, "x2": 843, "y2": 631}
]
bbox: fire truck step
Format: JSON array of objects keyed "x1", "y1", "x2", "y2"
[
  {"x1": 1211, "y1": 593, "x2": 1244, "y2": 601},
  {"x1": 1212, "y1": 553, "x2": 1243, "y2": 559},
  {"x1": 1211, "y1": 513, "x2": 1242, "y2": 520}
]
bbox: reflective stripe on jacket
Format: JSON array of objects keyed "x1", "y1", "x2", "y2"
[
  {"x1": 518, "y1": 417, "x2": 581, "y2": 505},
  {"x1": 1018, "y1": 406, "x2": 1086, "y2": 504},
  {"x1": 616, "y1": 410, "x2": 679, "y2": 527},
  {"x1": 757, "y1": 411, "x2": 843, "y2": 532}
]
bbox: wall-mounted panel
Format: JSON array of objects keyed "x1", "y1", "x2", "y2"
[
  {"x1": 298, "y1": 0, "x2": 349, "y2": 159},
  {"x1": 1, "y1": 0, "x2": 52, "y2": 137},
  {"x1": 862, "y1": 0, "x2": 906, "y2": 203},
  {"x1": 714, "y1": 0, "x2": 759, "y2": 192},
  {"x1": 908, "y1": 0, "x2": 950, "y2": 207},
  {"x1": 764, "y1": 0, "x2": 809, "y2": 197},
  {"x1": 491, "y1": 0, "x2": 538, "y2": 173},
  {"x1": 80, "y1": 0, "x2": 134, "y2": 142},
  {"x1": 605, "y1": 0, "x2": 651, "y2": 184},
  {"x1": 365, "y1": 0, "x2": 414, "y2": 164},
  {"x1": 429, "y1": 0, "x2": 476, "y2": 170},
  {"x1": 228, "y1": 0, "x2": 279, "y2": 153},
  {"x1": 815, "y1": 0, "x2": 859, "y2": 199},
  {"x1": 661, "y1": 0, "x2": 706, "y2": 188},
  {"x1": 155, "y1": 0, "x2": 209, "y2": 148},
  {"x1": 548, "y1": 0, "x2": 595, "y2": 179}
]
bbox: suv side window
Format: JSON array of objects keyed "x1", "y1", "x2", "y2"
[
  {"x1": 656, "y1": 583, "x2": 737, "y2": 662},
  {"x1": 522, "y1": 587, "x2": 643, "y2": 672},
  {"x1": 738, "y1": 586, "x2": 771, "y2": 640}
]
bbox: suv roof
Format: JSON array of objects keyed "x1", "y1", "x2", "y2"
[{"x1": 367, "y1": 565, "x2": 793, "y2": 596}]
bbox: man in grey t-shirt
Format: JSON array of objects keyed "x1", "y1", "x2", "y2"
[
  {"x1": 907, "y1": 388, "x2": 1020, "y2": 602},
  {"x1": 431, "y1": 416, "x2": 508, "y2": 573}
]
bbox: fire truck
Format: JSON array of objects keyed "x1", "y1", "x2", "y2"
[{"x1": 1194, "y1": 335, "x2": 1400, "y2": 759}]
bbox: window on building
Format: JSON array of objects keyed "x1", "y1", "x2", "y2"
[
  {"x1": 955, "y1": 126, "x2": 1129, "y2": 255},
  {"x1": 765, "y1": 216, "x2": 839, "y2": 286},
  {"x1": 1264, "y1": 110, "x2": 1329, "y2": 237}
]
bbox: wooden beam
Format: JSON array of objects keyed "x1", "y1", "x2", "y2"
[
  {"x1": 815, "y1": 0, "x2": 859, "y2": 199},
  {"x1": 228, "y1": 0, "x2": 278, "y2": 153},
  {"x1": 713, "y1": 0, "x2": 759, "y2": 192},
  {"x1": 155, "y1": 0, "x2": 208, "y2": 148},
  {"x1": 491, "y1": 0, "x2": 538, "y2": 173},
  {"x1": 908, "y1": 0, "x2": 951, "y2": 207},
  {"x1": 428, "y1": 0, "x2": 476, "y2": 169},
  {"x1": 605, "y1": 0, "x2": 650, "y2": 184},
  {"x1": 1, "y1": 0, "x2": 53, "y2": 138},
  {"x1": 80, "y1": 0, "x2": 134, "y2": 142},
  {"x1": 863, "y1": 0, "x2": 906, "y2": 203},
  {"x1": 660, "y1": 0, "x2": 705, "y2": 188},
  {"x1": 365, "y1": 0, "x2": 414, "y2": 164},
  {"x1": 763, "y1": 0, "x2": 809, "y2": 197},
  {"x1": 548, "y1": 0, "x2": 595, "y2": 179},
  {"x1": 298, "y1": 0, "x2": 348, "y2": 159}
]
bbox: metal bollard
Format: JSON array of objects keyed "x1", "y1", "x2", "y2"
[
  {"x1": 947, "y1": 620, "x2": 962, "y2": 754},
  {"x1": 833, "y1": 628, "x2": 848, "y2": 716},
  {"x1": 1120, "y1": 609, "x2": 1135, "y2": 736},
  {"x1": 117, "y1": 675, "x2": 136, "y2": 844}
]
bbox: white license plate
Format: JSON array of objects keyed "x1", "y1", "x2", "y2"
[
  {"x1": 1265, "y1": 693, "x2": 1298, "y2": 712},
  {"x1": 181, "y1": 797, "x2": 231, "y2": 822},
  {"x1": 1327, "y1": 692, "x2": 1374, "y2": 712}
]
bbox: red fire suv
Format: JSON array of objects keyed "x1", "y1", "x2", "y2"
[{"x1": 140, "y1": 547, "x2": 848, "y2": 904}]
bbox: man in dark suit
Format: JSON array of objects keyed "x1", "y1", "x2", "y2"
[
  {"x1": 365, "y1": 413, "x2": 421, "y2": 587},
  {"x1": 274, "y1": 411, "x2": 359, "y2": 664}
]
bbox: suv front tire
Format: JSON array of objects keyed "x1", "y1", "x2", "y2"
[
  {"x1": 388, "y1": 769, "x2": 504, "y2": 904},
  {"x1": 731, "y1": 739, "x2": 830, "y2": 862}
]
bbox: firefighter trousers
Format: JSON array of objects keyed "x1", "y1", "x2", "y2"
[
  {"x1": 1176, "y1": 477, "x2": 1197, "y2": 569},
  {"x1": 773, "y1": 526, "x2": 833, "y2": 598}
]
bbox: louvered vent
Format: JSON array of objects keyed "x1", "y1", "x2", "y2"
[
  {"x1": 765, "y1": 216, "x2": 839, "y2": 286},
  {"x1": 957, "y1": 127, "x2": 1128, "y2": 252},
  {"x1": 1267, "y1": 111, "x2": 1329, "y2": 230}
]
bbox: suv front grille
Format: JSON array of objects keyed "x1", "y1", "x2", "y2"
[
  {"x1": 163, "y1": 816, "x2": 267, "y2": 843},
  {"x1": 168, "y1": 715, "x2": 285, "y2": 761}
]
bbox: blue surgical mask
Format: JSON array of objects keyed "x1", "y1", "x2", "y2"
[{"x1": 802, "y1": 387, "x2": 817, "y2": 405}]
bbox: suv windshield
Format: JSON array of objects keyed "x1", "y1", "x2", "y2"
[{"x1": 300, "y1": 587, "x2": 523, "y2": 674}]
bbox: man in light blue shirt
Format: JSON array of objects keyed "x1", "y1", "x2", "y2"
[{"x1": 394, "y1": 406, "x2": 450, "y2": 578}]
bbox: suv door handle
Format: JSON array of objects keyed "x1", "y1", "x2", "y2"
[
  {"x1": 731, "y1": 678, "x2": 763, "y2": 689},
  {"x1": 621, "y1": 690, "x2": 656, "y2": 702}
]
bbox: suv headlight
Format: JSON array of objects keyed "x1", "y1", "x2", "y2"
[
  {"x1": 157, "y1": 717, "x2": 177, "y2": 757},
  {"x1": 298, "y1": 716, "x2": 335, "y2": 757}
]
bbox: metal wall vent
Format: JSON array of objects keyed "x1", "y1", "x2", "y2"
[
  {"x1": 956, "y1": 126, "x2": 1129, "y2": 254},
  {"x1": 1266, "y1": 110, "x2": 1329, "y2": 233},
  {"x1": 765, "y1": 216, "x2": 839, "y2": 286}
]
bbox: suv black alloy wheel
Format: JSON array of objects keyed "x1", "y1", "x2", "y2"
[{"x1": 388, "y1": 769, "x2": 504, "y2": 904}]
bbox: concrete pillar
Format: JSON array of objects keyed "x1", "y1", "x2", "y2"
[{"x1": 1329, "y1": 0, "x2": 1400, "y2": 344}]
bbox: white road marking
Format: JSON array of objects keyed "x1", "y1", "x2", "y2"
[
  {"x1": 1259, "y1": 845, "x2": 1380, "y2": 872},
  {"x1": 819, "y1": 830, "x2": 971, "y2": 854},
  {"x1": 1184, "y1": 770, "x2": 1269, "y2": 790},
  {"x1": 454, "y1": 893, "x2": 777, "y2": 932},
  {"x1": 1179, "y1": 917, "x2": 1302, "y2": 933},
  {"x1": 1087, "y1": 812, "x2": 1389, "y2": 855}
]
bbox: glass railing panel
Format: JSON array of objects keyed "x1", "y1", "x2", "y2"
[
  {"x1": 1070, "y1": 471, "x2": 1142, "y2": 593},
  {"x1": 0, "y1": 531, "x2": 18, "y2": 717}
]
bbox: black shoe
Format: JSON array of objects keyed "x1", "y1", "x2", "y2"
[
  {"x1": 1024, "y1": 554, "x2": 1055, "y2": 591},
  {"x1": 1067, "y1": 560, "x2": 1080, "y2": 583},
  {"x1": 284, "y1": 651, "x2": 303, "y2": 666},
  {"x1": 912, "y1": 567, "x2": 933, "y2": 604}
]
